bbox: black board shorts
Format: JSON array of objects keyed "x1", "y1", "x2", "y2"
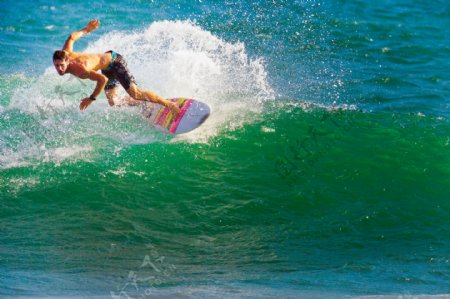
[{"x1": 101, "y1": 51, "x2": 136, "y2": 91}]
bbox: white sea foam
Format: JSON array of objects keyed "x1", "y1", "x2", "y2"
[{"x1": 0, "y1": 143, "x2": 93, "y2": 170}]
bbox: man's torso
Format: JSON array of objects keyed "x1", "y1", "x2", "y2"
[{"x1": 67, "y1": 52, "x2": 112, "y2": 77}]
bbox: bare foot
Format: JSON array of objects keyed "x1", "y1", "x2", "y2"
[{"x1": 168, "y1": 102, "x2": 181, "y2": 118}]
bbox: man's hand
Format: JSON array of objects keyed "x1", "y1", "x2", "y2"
[
  {"x1": 63, "y1": 20, "x2": 100, "y2": 52},
  {"x1": 79, "y1": 98, "x2": 95, "y2": 110},
  {"x1": 85, "y1": 20, "x2": 100, "y2": 33}
]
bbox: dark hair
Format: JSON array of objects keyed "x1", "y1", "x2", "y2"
[{"x1": 53, "y1": 50, "x2": 68, "y2": 61}]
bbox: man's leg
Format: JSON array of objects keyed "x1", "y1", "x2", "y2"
[
  {"x1": 105, "y1": 86, "x2": 119, "y2": 106},
  {"x1": 105, "y1": 85, "x2": 142, "y2": 107},
  {"x1": 126, "y1": 83, "x2": 180, "y2": 116}
]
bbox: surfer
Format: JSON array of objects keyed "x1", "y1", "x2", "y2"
[{"x1": 52, "y1": 20, "x2": 180, "y2": 116}]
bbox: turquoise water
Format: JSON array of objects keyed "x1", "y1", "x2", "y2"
[{"x1": 1, "y1": 1, "x2": 449, "y2": 298}]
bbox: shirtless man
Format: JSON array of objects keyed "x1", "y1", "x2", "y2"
[{"x1": 52, "y1": 20, "x2": 180, "y2": 116}]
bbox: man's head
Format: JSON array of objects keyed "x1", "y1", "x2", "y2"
[{"x1": 53, "y1": 50, "x2": 69, "y2": 75}]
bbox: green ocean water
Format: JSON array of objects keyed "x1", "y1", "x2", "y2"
[{"x1": 1, "y1": 0, "x2": 449, "y2": 298}]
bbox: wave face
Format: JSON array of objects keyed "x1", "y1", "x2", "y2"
[{"x1": 1, "y1": 0, "x2": 449, "y2": 298}]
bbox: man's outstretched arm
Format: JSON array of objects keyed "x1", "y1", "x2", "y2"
[
  {"x1": 79, "y1": 70, "x2": 108, "y2": 110},
  {"x1": 63, "y1": 20, "x2": 100, "y2": 52}
]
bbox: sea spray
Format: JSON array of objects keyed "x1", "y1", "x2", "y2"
[
  {"x1": 84, "y1": 20, "x2": 276, "y2": 141},
  {"x1": 2, "y1": 21, "x2": 275, "y2": 169}
]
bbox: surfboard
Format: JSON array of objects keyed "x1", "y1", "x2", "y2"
[{"x1": 141, "y1": 98, "x2": 210, "y2": 134}]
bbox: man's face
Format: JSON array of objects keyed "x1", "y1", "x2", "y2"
[{"x1": 53, "y1": 59, "x2": 69, "y2": 75}]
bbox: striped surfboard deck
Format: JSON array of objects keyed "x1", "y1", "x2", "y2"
[{"x1": 141, "y1": 98, "x2": 211, "y2": 134}]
